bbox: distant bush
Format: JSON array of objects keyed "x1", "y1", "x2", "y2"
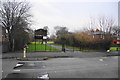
[{"x1": 54, "y1": 31, "x2": 112, "y2": 50}]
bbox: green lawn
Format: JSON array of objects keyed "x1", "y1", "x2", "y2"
[
  {"x1": 31, "y1": 41, "x2": 54, "y2": 44},
  {"x1": 27, "y1": 42, "x2": 60, "y2": 52},
  {"x1": 27, "y1": 41, "x2": 100, "y2": 52},
  {"x1": 110, "y1": 47, "x2": 120, "y2": 51}
]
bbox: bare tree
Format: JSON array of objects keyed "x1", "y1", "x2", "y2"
[
  {"x1": 0, "y1": 0, "x2": 31, "y2": 51},
  {"x1": 89, "y1": 17, "x2": 96, "y2": 30},
  {"x1": 43, "y1": 26, "x2": 49, "y2": 35},
  {"x1": 82, "y1": 17, "x2": 96, "y2": 32},
  {"x1": 54, "y1": 26, "x2": 68, "y2": 36},
  {"x1": 98, "y1": 16, "x2": 114, "y2": 33},
  {"x1": 112, "y1": 26, "x2": 120, "y2": 36}
]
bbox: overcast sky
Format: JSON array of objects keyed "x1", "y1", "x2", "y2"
[{"x1": 27, "y1": 0, "x2": 119, "y2": 35}]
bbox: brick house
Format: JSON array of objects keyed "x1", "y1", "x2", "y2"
[{"x1": 92, "y1": 29, "x2": 105, "y2": 39}]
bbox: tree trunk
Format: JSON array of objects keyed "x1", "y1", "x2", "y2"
[{"x1": 8, "y1": 33, "x2": 13, "y2": 52}]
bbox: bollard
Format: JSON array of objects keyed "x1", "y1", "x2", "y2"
[{"x1": 23, "y1": 48, "x2": 26, "y2": 58}]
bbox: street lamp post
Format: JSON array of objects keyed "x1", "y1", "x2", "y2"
[{"x1": 43, "y1": 36, "x2": 47, "y2": 51}]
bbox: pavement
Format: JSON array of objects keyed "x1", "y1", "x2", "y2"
[
  {"x1": 2, "y1": 51, "x2": 108, "y2": 59},
  {"x1": 47, "y1": 43, "x2": 75, "y2": 51}
]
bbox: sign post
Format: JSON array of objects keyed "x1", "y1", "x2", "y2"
[
  {"x1": 34, "y1": 29, "x2": 48, "y2": 52},
  {"x1": 43, "y1": 36, "x2": 47, "y2": 51}
]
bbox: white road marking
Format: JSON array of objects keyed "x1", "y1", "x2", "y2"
[
  {"x1": 99, "y1": 59, "x2": 103, "y2": 62},
  {"x1": 16, "y1": 64, "x2": 23, "y2": 67}
]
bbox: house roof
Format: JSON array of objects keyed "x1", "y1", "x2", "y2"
[{"x1": 92, "y1": 31, "x2": 105, "y2": 35}]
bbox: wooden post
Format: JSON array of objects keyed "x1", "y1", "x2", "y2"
[
  {"x1": 35, "y1": 39, "x2": 36, "y2": 51},
  {"x1": 50, "y1": 44, "x2": 51, "y2": 52},
  {"x1": 45, "y1": 39, "x2": 47, "y2": 51},
  {"x1": 12, "y1": 39, "x2": 14, "y2": 52},
  {"x1": 73, "y1": 45, "x2": 74, "y2": 52}
]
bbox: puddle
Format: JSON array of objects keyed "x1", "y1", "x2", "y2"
[
  {"x1": 4, "y1": 73, "x2": 33, "y2": 78},
  {"x1": 3, "y1": 72, "x2": 49, "y2": 79},
  {"x1": 13, "y1": 62, "x2": 45, "y2": 69}
]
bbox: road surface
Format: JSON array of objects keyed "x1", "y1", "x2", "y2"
[
  {"x1": 2, "y1": 56, "x2": 118, "y2": 79},
  {"x1": 1, "y1": 44, "x2": 119, "y2": 79}
]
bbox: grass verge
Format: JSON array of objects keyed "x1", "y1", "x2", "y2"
[
  {"x1": 110, "y1": 47, "x2": 120, "y2": 51},
  {"x1": 27, "y1": 42, "x2": 60, "y2": 52}
]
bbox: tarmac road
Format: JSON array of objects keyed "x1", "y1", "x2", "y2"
[
  {"x1": 2, "y1": 56, "x2": 118, "y2": 79},
  {"x1": 2, "y1": 59, "x2": 17, "y2": 79},
  {"x1": 1, "y1": 46, "x2": 119, "y2": 79}
]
